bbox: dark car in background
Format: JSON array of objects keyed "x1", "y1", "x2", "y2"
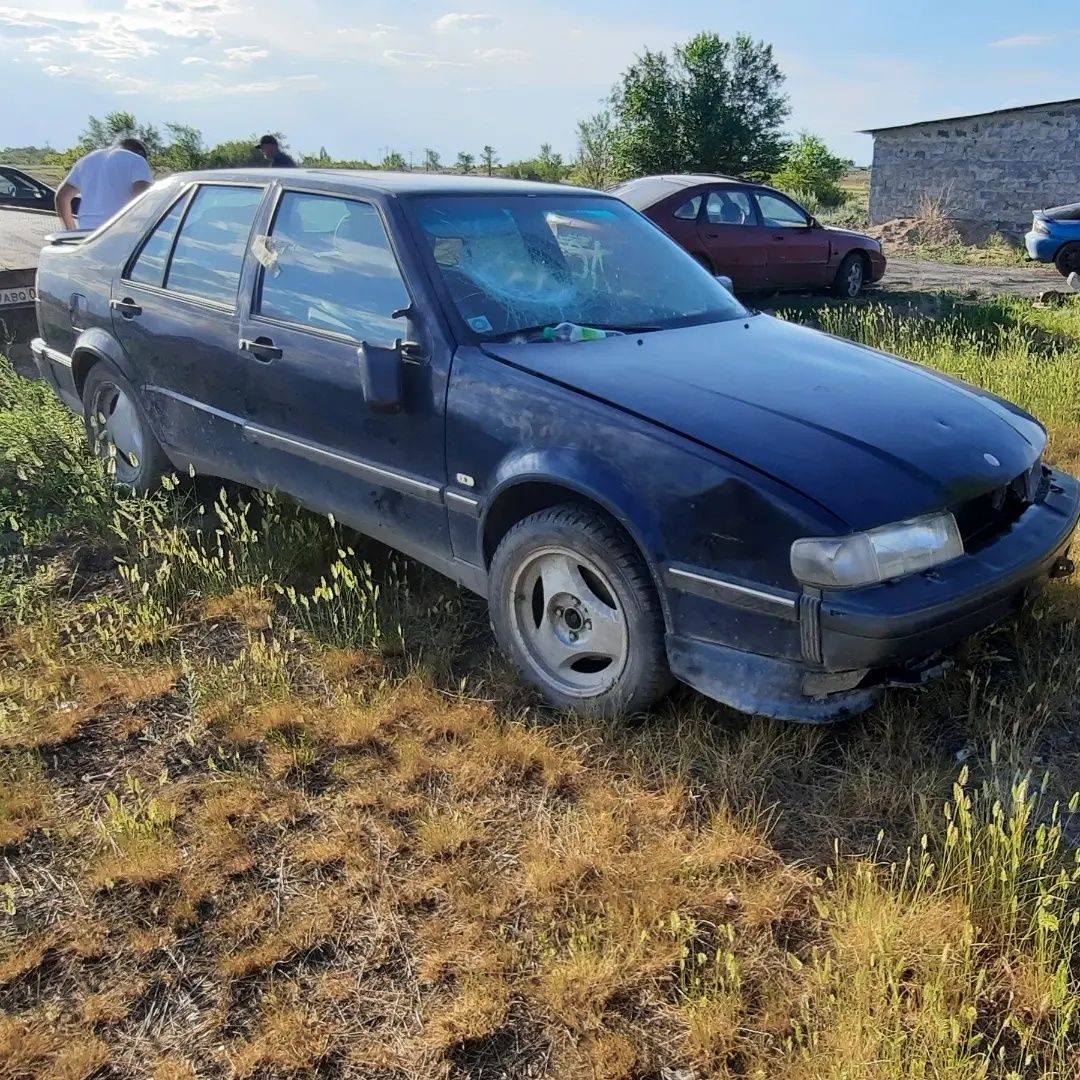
[
  {"x1": 0, "y1": 166, "x2": 57, "y2": 212},
  {"x1": 30, "y1": 170, "x2": 1077, "y2": 722},
  {"x1": 616, "y1": 174, "x2": 886, "y2": 298}
]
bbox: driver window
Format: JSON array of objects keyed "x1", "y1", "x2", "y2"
[
  {"x1": 755, "y1": 192, "x2": 810, "y2": 229},
  {"x1": 257, "y1": 192, "x2": 409, "y2": 344},
  {"x1": 705, "y1": 191, "x2": 754, "y2": 227}
]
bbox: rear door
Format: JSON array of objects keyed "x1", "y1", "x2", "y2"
[
  {"x1": 239, "y1": 187, "x2": 452, "y2": 562},
  {"x1": 697, "y1": 188, "x2": 768, "y2": 290},
  {"x1": 110, "y1": 181, "x2": 266, "y2": 480},
  {"x1": 753, "y1": 190, "x2": 831, "y2": 289}
]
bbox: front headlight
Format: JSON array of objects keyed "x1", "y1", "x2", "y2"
[
  {"x1": 790, "y1": 512, "x2": 963, "y2": 589},
  {"x1": 1033, "y1": 219, "x2": 1051, "y2": 236}
]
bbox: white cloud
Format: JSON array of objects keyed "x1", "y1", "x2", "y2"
[
  {"x1": 222, "y1": 44, "x2": 269, "y2": 65},
  {"x1": 990, "y1": 33, "x2": 1052, "y2": 48},
  {"x1": 432, "y1": 12, "x2": 498, "y2": 34},
  {"x1": 383, "y1": 49, "x2": 466, "y2": 68},
  {"x1": 371, "y1": 23, "x2": 397, "y2": 37},
  {"x1": 183, "y1": 55, "x2": 210, "y2": 64},
  {"x1": 42, "y1": 64, "x2": 72, "y2": 76},
  {"x1": 473, "y1": 47, "x2": 528, "y2": 63}
]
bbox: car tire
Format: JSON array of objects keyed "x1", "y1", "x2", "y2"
[
  {"x1": 489, "y1": 504, "x2": 672, "y2": 717},
  {"x1": 81, "y1": 360, "x2": 170, "y2": 494},
  {"x1": 832, "y1": 253, "x2": 865, "y2": 298},
  {"x1": 1054, "y1": 243, "x2": 1080, "y2": 278}
]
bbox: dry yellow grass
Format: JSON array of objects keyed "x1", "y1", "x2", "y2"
[{"x1": 4, "y1": 302, "x2": 1080, "y2": 1078}]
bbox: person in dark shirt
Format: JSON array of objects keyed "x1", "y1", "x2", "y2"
[{"x1": 256, "y1": 135, "x2": 296, "y2": 168}]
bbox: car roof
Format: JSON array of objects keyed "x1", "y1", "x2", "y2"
[
  {"x1": 613, "y1": 174, "x2": 752, "y2": 209},
  {"x1": 172, "y1": 168, "x2": 605, "y2": 199}
]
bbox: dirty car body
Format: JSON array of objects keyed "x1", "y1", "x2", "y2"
[{"x1": 31, "y1": 169, "x2": 1080, "y2": 721}]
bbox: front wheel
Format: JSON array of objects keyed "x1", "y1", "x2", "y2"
[
  {"x1": 832, "y1": 253, "x2": 865, "y2": 298},
  {"x1": 82, "y1": 360, "x2": 170, "y2": 494},
  {"x1": 489, "y1": 505, "x2": 672, "y2": 717}
]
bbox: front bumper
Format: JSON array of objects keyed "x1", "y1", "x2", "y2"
[
  {"x1": 868, "y1": 250, "x2": 887, "y2": 283},
  {"x1": 667, "y1": 469, "x2": 1080, "y2": 721},
  {"x1": 816, "y1": 470, "x2": 1079, "y2": 670}
]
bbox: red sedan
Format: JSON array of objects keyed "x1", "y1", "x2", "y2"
[{"x1": 615, "y1": 174, "x2": 886, "y2": 298}]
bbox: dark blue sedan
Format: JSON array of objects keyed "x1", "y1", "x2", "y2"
[{"x1": 30, "y1": 170, "x2": 1080, "y2": 721}]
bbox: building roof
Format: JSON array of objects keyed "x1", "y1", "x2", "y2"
[
  {"x1": 174, "y1": 167, "x2": 600, "y2": 198},
  {"x1": 859, "y1": 96, "x2": 1080, "y2": 135}
]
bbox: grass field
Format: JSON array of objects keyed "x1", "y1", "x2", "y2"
[{"x1": 4, "y1": 294, "x2": 1080, "y2": 1079}]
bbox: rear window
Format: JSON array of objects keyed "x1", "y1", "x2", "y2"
[
  {"x1": 673, "y1": 196, "x2": 702, "y2": 221},
  {"x1": 165, "y1": 185, "x2": 263, "y2": 305}
]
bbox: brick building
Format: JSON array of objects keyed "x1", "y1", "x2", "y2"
[{"x1": 863, "y1": 97, "x2": 1080, "y2": 235}]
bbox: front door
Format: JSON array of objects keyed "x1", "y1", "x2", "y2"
[
  {"x1": 697, "y1": 188, "x2": 768, "y2": 290},
  {"x1": 753, "y1": 191, "x2": 831, "y2": 290},
  {"x1": 239, "y1": 188, "x2": 451, "y2": 563},
  {"x1": 110, "y1": 182, "x2": 266, "y2": 481}
]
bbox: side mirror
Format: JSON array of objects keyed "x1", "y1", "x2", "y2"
[
  {"x1": 714, "y1": 274, "x2": 734, "y2": 292},
  {"x1": 357, "y1": 342, "x2": 404, "y2": 413},
  {"x1": 807, "y1": 216, "x2": 820, "y2": 229}
]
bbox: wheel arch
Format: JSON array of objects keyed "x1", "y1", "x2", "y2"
[
  {"x1": 70, "y1": 328, "x2": 134, "y2": 401},
  {"x1": 480, "y1": 469, "x2": 672, "y2": 631}
]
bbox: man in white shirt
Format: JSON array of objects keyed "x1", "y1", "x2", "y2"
[{"x1": 57, "y1": 138, "x2": 154, "y2": 231}]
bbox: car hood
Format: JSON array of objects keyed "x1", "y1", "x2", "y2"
[{"x1": 482, "y1": 316, "x2": 1046, "y2": 529}]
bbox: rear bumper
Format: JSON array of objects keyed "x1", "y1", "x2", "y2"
[
  {"x1": 1025, "y1": 232, "x2": 1059, "y2": 262},
  {"x1": 666, "y1": 469, "x2": 1080, "y2": 721}
]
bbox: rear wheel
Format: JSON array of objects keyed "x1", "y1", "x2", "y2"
[
  {"x1": 1054, "y1": 243, "x2": 1080, "y2": 277},
  {"x1": 489, "y1": 505, "x2": 671, "y2": 717},
  {"x1": 831, "y1": 253, "x2": 865, "y2": 298},
  {"x1": 82, "y1": 361, "x2": 170, "y2": 494}
]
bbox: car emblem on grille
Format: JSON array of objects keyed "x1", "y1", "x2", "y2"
[{"x1": 983, "y1": 453, "x2": 1001, "y2": 467}]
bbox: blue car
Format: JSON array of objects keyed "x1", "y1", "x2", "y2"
[
  {"x1": 1025, "y1": 202, "x2": 1080, "y2": 275},
  {"x1": 30, "y1": 171, "x2": 1080, "y2": 721}
]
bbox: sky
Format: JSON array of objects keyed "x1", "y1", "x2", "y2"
[{"x1": 3, "y1": 0, "x2": 1079, "y2": 165}]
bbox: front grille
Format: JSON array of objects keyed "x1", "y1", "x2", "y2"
[{"x1": 954, "y1": 460, "x2": 1049, "y2": 552}]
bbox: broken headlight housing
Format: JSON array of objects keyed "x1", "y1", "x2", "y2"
[{"x1": 790, "y1": 511, "x2": 964, "y2": 589}]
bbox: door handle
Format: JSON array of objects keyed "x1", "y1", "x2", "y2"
[
  {"x1": 109, "y1": 297, "x2": 142, "y2": 318},
  {"x1": 772, "y1": 235, "x2": 786, "y2": 242},
  {"x1": 705, "y1": 232, "x2": 719, "y2": 239},
  {"x1": 239, "y1": 337, "x2": 283, "y2": 361}
]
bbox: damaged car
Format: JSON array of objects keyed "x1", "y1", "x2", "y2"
[{"x1": 31, "y1": 170, "x2": 1080, "y2": 721}]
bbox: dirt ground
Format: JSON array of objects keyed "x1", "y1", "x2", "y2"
[{"x1": 881, "y1": 255, "x2": 1060, "y2": 299}]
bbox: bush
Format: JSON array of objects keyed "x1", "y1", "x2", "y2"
[{"x1": 772, "y1": 132, "x2": 851, "y2": 207}]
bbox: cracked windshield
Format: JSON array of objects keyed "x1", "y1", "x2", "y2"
[{"x1": 411, "y1": 195, "x2": 747, "y2": 341}]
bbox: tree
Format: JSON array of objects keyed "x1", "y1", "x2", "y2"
[
  {"x1": 381, "y1": 150, "x2": 408, "y2": 170},
  {"x1": 80, "y1": 111, "x2": 164, "y2": 158},
  {"x1": 423, "y1": 148, "x2": 441, "y2": 173},
  {"x1": 204, "y1": 136, "x2": 264, "y2": 168},
  {"x1": 571, "y1": 111, "x2": 615, "y2": 189},
  {"x1": 159, "y1": 123, "x2": 204, "y2": 171},
  {"x1": 770, "y1": 132, "x2": 852, "y2": 207},
  {"x1": 609, "y1": 32, "x2": 789, "y2": 180},
  {"x1": 480, "y1": 145, "x2": 499, "y2": 176},
  {"x1": 456, "y1": 151, "x2": 475, "y2": 174}
]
